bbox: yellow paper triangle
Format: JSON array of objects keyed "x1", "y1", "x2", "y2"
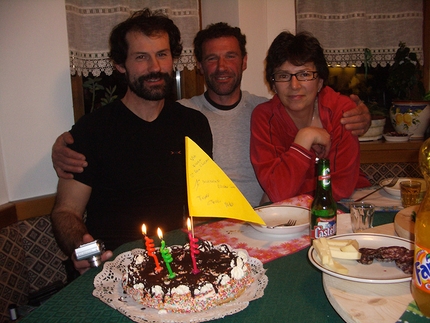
[{"x1": 185, "y1": 137, "x2": 265, "y2": 225}]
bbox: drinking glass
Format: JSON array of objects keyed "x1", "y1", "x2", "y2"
[
  {"x1": 400, "y1": 180, "x2": 421, "y2": 207},
  {"x1": 349, "y1": 202, "x2": 375, "y2": 233}
]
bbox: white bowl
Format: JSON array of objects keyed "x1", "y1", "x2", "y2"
[
  {"x1": 358, "y1": 118, "x2": 385, "y2": 142},
  {"x1": 251, "y1": 205, "x2": 309, "y2": 235},
  {"x1": 380, "y1": 177, "x2": 426, "y2": 198}
]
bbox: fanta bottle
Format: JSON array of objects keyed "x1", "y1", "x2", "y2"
[{"x1": 411, "y1": 138, "x2": 430, "y2": 317}]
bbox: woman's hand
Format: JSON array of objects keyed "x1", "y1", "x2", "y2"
[{"x1": 294, "y1": 127, "x2": 331, "y2": 158}]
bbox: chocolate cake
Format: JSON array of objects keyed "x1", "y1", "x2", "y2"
[{"x1": 122, "y1": 240, "x2": 253, "y2": 313}]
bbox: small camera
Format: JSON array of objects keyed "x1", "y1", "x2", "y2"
[{"x1": 74, "y1": 240, "x2": 105, "y2": 268}]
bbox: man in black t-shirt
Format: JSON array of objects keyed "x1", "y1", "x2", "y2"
[{"x1": 51, "y1": 9, "x2": 212, "y2": 274}]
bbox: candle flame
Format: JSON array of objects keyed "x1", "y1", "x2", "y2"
[
  {"x1": 141, "y1": 224, "x2": 147, "y2": 235},
  {"x1": 157, "y1": 227, "x2": 163, "y2": 240},
  {"x1": 187, "y1": 218, "x2": 191, "y2": 231}
]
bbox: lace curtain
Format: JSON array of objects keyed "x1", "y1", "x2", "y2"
[
  {"x1": 296, "y1": 0, "x2": 423, "y2": 67},
  {"x1": 66, "y1": 0, "x2": 200, "y2": 76}
]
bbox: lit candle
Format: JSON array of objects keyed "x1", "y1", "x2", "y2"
[
  {"x1": 187, "y1": 218, "x2": 200, "y2": 274},
  {"x1": 141, "y1": 224, "x2": 162, "y2": 273},
  {"x1": 141, "y1": 223, "x2": 147, "y2": 246},
  {"x1": 158, "y1": 228, "x2": 176, "y2": 279}
]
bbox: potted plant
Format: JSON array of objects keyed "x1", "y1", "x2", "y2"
[
  {"x1": 355, "y1": 49, "x2": 387, "y2": 141},
  {"x1": 387, "y1": 42, "x2": 430, "y2": 139}
]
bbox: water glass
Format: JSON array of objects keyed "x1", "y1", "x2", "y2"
[
  {"x1": 400, "y1": 180, "x2": 422, "y2": 207},
  {"x1": 349, "y1": 202, "x2": 375, "y2": 233}
]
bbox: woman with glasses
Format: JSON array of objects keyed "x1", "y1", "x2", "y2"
[{"x1": 250, "y1": 31, "x2": 370, "y2": 203}]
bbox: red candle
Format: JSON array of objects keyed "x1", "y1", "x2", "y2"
[
  {"x1": 187, "y1": 218, "x2": 200, "y2": 274},
  {"x1": 141, "y1": 224, "x2": 162, "y2": 273}
]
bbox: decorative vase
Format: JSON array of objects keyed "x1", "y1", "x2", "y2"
[
  {"x1": 390, "y1": 101, "x2": 430, "y2": 139},
  {"x1": 359, "y1": 116, "x2": 386, "y2": 141}
]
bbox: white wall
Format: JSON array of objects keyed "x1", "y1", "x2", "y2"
[
  {"x1": 0, "y1": 0, "x2": 294, "y2": 205},
  {"x1": 0, "y1": 130, "x2": 7, "y2": 204},
  {"x1": 0, "y1": 0, "x2": 74, "y2": 203},
  {"x1": 200, "y1": 0, "x2": 296, "y2": 98}
]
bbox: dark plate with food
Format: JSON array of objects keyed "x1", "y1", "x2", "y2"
[{"x1": 383, "y1": 132, "x2": 410, "y2": 142}]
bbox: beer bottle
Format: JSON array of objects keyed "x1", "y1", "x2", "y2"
[
  {"x1": 411, "y1": 138, "x2": 430, "y2": 317},
  {"x1": 310, "y1": 158, "x2": 337, "y2": 239}
]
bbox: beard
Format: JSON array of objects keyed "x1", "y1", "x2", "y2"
[
  {"x1": 127, "y1": 71, "x2": 173, "y2": 101},
  {"x1": 204, "y1": 72, "x2": 242, "y2": 96}
]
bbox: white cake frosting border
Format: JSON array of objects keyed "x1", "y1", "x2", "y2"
[{"x1": 93, "y1": 245, "x2": 268, "y2": 323}]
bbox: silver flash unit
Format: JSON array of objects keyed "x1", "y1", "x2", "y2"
[{"x1": 74, "y1": 240, "x2": 105, "y2": 268}]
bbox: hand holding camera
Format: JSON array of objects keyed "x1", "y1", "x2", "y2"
[{"x1": 74, "y1": 239, "x2": 106, "y2": 268}]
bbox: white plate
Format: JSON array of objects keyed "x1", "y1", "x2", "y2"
[
  {"x1": 383, "y1": 133, "x2": 410, "y2": 142},
  {"x1": 93, "y1": 247, "x2": 268, "y2": 322},
  {"x1": 308, "y1": 233, "x2": 413, "y2": 283},
  {"x1": 358, "y1": 135, "x2": 382, "y2": 142},
  {"x1": 380, "y1": 177, "x2": 426, "y2": 197},
  {"x1": 251, "y1": 205, "x2": 309, "y2": 235}
]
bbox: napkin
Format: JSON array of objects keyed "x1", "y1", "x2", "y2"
[
  {"x1": 193, "y1": 195, "x2": 313, "y2": 263},
  {"x1": 193, "y1": 219, "x2": 309, "y2": 263},
  {"x1": 340, "y1": 186, "x2": 403, "y2": 211}
]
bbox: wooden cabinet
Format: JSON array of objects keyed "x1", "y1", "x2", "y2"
[{"x1": 359, "y1": 140, "x2": 423, "y2": 164}]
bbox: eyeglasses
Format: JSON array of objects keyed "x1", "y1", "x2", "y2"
[{"x1": 271, "y1": 71, "x2": 318, "y2": 82}]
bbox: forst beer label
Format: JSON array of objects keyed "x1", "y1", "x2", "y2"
[
  {"x1": 311, "y1": 216, "x2": 337, "y2": 239},
  {"x1": 413, "y1": 244, "x2": 430, "y2": 292}
]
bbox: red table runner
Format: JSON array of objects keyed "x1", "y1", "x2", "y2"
[{"x1": 193, "y1": 195, "x2": 313, "y2": 263}]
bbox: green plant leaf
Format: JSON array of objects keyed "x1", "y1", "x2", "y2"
[{"x1": 387, "y1": 42, "x2": 425, "y2": 100}]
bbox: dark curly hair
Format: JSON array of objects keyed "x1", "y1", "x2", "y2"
[
  {"x1": 109, "y1": 8, "x2": 183, "y2": 66},
  {"x1": 193, "y1": 22, "x2": 247, "y2": 62},
  {"x1": 265, "y1": 31, "x2": 328, "y2": 86}
]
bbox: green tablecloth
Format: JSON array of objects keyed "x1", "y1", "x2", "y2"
[{"x1": 20, "y1": 211, "x2": 397, "y2": 323}]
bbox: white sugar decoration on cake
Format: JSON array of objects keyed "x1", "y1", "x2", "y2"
[{"x1": 122, "y1": 240, "x2": 254, "y2": 313}]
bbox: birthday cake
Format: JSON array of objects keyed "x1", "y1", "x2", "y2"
[{"x1": 122, "y1": 240, "x2": 254, "y2": 313}]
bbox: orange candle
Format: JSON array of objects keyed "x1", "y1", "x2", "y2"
[{"x1": 141, "y1": 224, "x2": 162, "y2": 273}]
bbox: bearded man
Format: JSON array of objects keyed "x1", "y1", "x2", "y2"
[{"x1": 50, "y1": 9, "x2": 212, "y2": 274}]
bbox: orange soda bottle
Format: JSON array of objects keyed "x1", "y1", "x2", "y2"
[{"x1": 411, "y1": 138, "x2": 430, "y2": 317}]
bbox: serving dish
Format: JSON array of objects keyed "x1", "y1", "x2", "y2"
[
  {"x1": 251, "y1": 205, "x2": 309, "y2": 235},
  {"x1": 308, "y1": 233, "x2": 413, "y2": 283},
  {"x1": 383, "y1": 132, "x2": 410, "y2": 142},
  {"x1": 380, "y1": 177, "x2": 426, "y2": 198}
]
